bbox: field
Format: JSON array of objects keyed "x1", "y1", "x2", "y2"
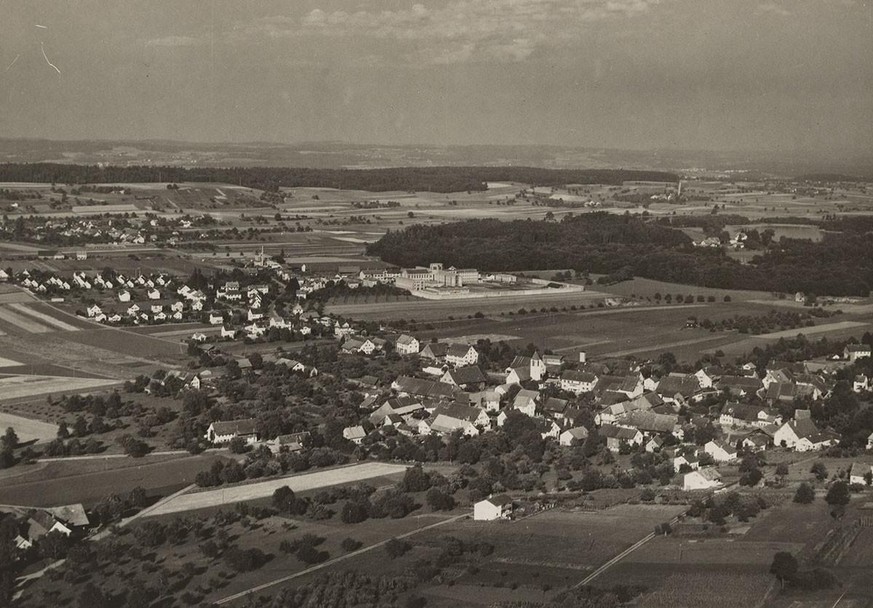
[
  {"x1": 0, "y1": 411, "x2": 57, "y2": 443},
  {"x1": 146, "y1": 462, "x2": 410, "y2": 517},
  {"x1": 0, "y1": 452, "x2": 227, "y2": 507}
]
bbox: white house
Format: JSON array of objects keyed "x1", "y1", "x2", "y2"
[
  {"x1": 673, "y1": 453, "x2": 700, "y2": 473},
  {"x1": 854, "y1": 374, "x2": 869, "y2": 393},
  {"x1": 205, "y1": 419, "x2": 258, "y2": 444},
  {"x1": 147, "y1": 288, "x2": 160, "y2": 300},
  {"x1": 445, "y1": 343, "x2": 479, "y2": 367},
  {"x1": 845, "y1": 344, "x2": 872, "y2": 362},
  {"x1": 395, "y1": 334, "x2": 420, "y2": 356},
  {"x1": 512, "y1": 389, "x2": 539, "y2": 417},
  {"x1": 683, "y1": 467, "x2": 722, "y2": 491},
  {"x1": 473, "y1": 495, "x2": 513, "y2": 521},
  {"x1": 209, "y1": 312, "x2": 224, "y2": 325},
  {"x1": 118, "y1": 290, "x2": 131, "y2": 302},
  {"x1": 559, "y1": 427, "x2": 589, "y2": 447},
  {"x1": 343, "y1": 425, "x2": 367, "y2": 445},
  {"x1": 773, "y1": 416, "x2": 838, "y2": 452},
  {"x1": 704, "y1": 440, "x2": 738, "y2": 463},
  {"x1": 849, "y1": 462, "x2": 872, "y2": 486},
  {"x1": 560, "y1": 370, "x2": 598, "y2": 395}
]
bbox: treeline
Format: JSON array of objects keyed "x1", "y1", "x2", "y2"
[
  {"x1": 368, "y1": 214, "x2": 873, "y2": 295},
  {"x1": 0, "y1": 163, "x2": 677, "y2": 193}
]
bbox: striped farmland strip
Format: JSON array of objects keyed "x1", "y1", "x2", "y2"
[
  {"x1": 8, "y1": 303, "x2": 80, "y2": 332},
  {"x1": 0, "y1": 306, "x2": 53, "y2": 334}
]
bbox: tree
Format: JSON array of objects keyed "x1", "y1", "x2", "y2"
[
  {"x1": 384, "y1": 538, "x2": 411, "y2": 559},
  {"x1": 794, "y1": 482, "x2": 815, "y2": 504},
  {"x1": 425, "y1": 487, "x2": 455, "y2": 511},
  {"x1": 272, "y1": 486, "x2": 296, "y2": 513},
  {"x1": 770, "y1": 551, "x2": 798, "y2": 589},
  {"x1": 341, "y1": 537, "x2": 362, "y2": 552},
  {"x1": 399, "y1": 464, "x2": 432, "y2": 493},
  {"x1": 825, "y1": 481, "x2": 850, "y2": 518},
  {"x1": 228, "y1": 436, "x2": 249, "y2": 454},
  {"x1": 811, "y1": 461, "x2": 828, "y2": 481},
  {"x1": 1, "y1": 428, "x2": 17, "y2": 450},
  {"x1": 341, "y1": 500, "x2": 369, "y2": 524},
  {"x1": 775, "y1": 463, "x2": 789, "y2": 483}
]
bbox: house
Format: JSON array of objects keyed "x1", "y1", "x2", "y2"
[
  {"x1": 467, "y1": 390, "x2": 501, "y2": 412},
  {"x1": 867, "y1": 431, "x2": 873, "y2": 451},
  {"x1": 543, "y1": 354, "x2": 564, "y2": 374},
  {"x1": 147, "y1": 288, "x2": 161, "y2": 300},
  {"x1": 205, "y1": 419, "x2": 258, "y2": 444},
  {"x1": 419, "y1": 342, "x2": 449, "y2": 362},
  {"x1": 473, "y1": 495, "x2": 513, "y2": 521},
  {"x1": 655, "y1": 373, "x2": 701, "y2": 404},
  {"x1": 845, "y1": 344, "x2": 872, "y2": 362},
  {"x1": 221, "y1": 325, "x2": 236, "y2": 339},
  {"x1": 600, "y1": 424, "x2": 644, "y2": 452},
  {"x1": 849, "y1": 462, "x2": 872, "y2": 486},
  {"x1": 343, "y1": 425, "x2": 367, "y2": 445},
  {"x1": 854, "y1": 374, "x2": 869, "y2": 393},
  {"x1": 512, "y1": 389, "x2": 540, "y2": 417},
  {"x1": 395, "y1": 334, "x2": 420, "y2": 356},
  {"x1": 209, "y1": 312, "x2": 224, "y2": 325},
  {"x1": 441, "y1": 365, "x2": 488, "y2": 390},
  {"x1": 717, "y1": 375, "x2": 764, "y2": 397},
  {"x1": 369, "y1": 396, "x2": 425, "y2": 426},
  {"x1": 267, "y1": 432, "x2": 310, "y2": 454},
  {"x1": 505, "y1": 365, "x2": 531, "y2": 385},
  {"x1": 559, "y1": 426, "x2": 589, "y2": 447},
  {"x1": 26, "y1": 511, "x2": 73, "y2": 543},
  {"x1": 542, "y1": 397, "x2": 569, "y2": 420},
  {"x1": 445, "y1": 343, "x2": 479, "y2": 367},
  {"x1": 117, "y1": 290, "x2": 131, "y2": 302},
  {"x1": 719, "y1": 404, "x2": 782, "y2": 429},
  {"x1": 560, "y1": 370, "x2": 598, "y2": 395},
  {"x1": 683, "y1": 467, "x2": 722, "y2": 491},
  {"x1": 645, "y1": 436, "x2": 665, "y2": 453},
  {"x1": 392, "y1": 376, "x2": 461, "y2": 400},
  {"x1": 421, "y1": 403, "x2": 489, "y2": 436},
  {"x1": 773, "y1": 415, "x2": 839, "y2": 452},
  {"x1": 704, "y1": 439, "x2": 738, "y2": 463},
  {"x1": 673, "y1": 453, "x2": 700, "y2": 473},
  {"x1": 86, "y1": 304, "x2": 103, "y2": 318}
]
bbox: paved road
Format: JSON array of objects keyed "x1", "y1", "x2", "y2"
[
  {"x1": 214, "y1": 512, "x2": 469, "y2": 605},
  {"x1": 146, "y1": 462, "x2": 409, "y2": 517}
]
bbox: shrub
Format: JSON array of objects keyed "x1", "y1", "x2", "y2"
[
  {"x1": 794, "y1": 482, "x2": 815, "y2": 504},
  {"x1": 341, "y1": 537, "x2": 362, "y2": 552},
  {"x1": 384, "y1": 538, "x2": 411, "y2": 559}
]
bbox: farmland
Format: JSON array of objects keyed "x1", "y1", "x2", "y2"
[
  {"x1": 146, "y1": 462, "x2": 410, "y2": 517},
  {"x1": 0, "y1": 452, "x2": 227, "y2": 508}
]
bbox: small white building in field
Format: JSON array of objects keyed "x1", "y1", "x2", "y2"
[{"x1": 473, "y1": 495, "x2": 513, "y2": 521}]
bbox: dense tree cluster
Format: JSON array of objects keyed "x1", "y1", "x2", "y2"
[
  {"x1": 369, "y1": 214, "x2": 873, "y2": 295},
  {"x1": 0, "y1": 163, "x2": 677, "y2": 194}
]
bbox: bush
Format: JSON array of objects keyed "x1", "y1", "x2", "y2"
[
  {"x1": 384, "y1": 538, "x2": 411, "y2": 559},
  {"x1": 223, "y1": 547, "x2": 267, "y2": 572},
  {"x1": 341, "y1": 537, "x2": 362, "y2": 552},
  {"x1": 341, "y1": 500, "x2": 370, "y2": 524},
  {"x1": 794, "y1": 482, "x2": 815, "y2": 504},
  {"x1": 296, "y1": 544, "x2": 329, "y2": 564}
]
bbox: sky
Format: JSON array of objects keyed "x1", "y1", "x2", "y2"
[{"x1": 0, "y1": 0, "x2": 871, "y2": 155}]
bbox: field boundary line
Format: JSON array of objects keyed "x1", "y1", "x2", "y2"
[
  {"x1": 8, "y1": 303, "x2": 81, "y2": 332},
  {"x1": 573, "y1": 515, "x2": 681, "y2": 588},
  {"x1": 213, "y1": 512, "x2": 469, "y2": 605}
]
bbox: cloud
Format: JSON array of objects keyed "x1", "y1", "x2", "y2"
[
  {"x1": 144, "y1": 35, "x2": 202, "y2": 48},
  {"x1": 240, "y1": 0, "x2": 663, "y2": 65}
]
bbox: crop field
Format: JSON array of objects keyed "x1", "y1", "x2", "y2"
[
  {"x1": 0, "y1": 374, "x2": 119, "y2": 402},
  {"x1": 146, "y1": 462, "x2": 410, "y2": 517},
  {"x1": 0, "y1": 411, "x2": 57, "y2": 443},
  {"x1": 406, "y1": 300, "x2": 790, "y2": 362},
  {"x1": 0, "y1": 452, "x2": 227, "y2": 507}
]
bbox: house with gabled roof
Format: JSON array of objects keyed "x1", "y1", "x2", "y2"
[
  {"x1": 560, "y1": 370, "x2": 598, "y2": 395},
  {"x1": 205, "y1": 419, "x2": 258, "y2": 444},
  {"x1": 473, "y1": 494, "x2": 513, "y2": 521},
  {"x1": 512, "y1": 389, "x2": 540, "y2": 417},
  {"x1": 542, "y1": 397, "x2": 569, "y2": 419},
  {"x1": 683, "y1": 467, "x2": 722, "y2": 491},
  {"x1": 343, "y1": 425, "x2": 367, "y2": 445},
  {"x1": 704, "y1": 439, "x2": 738, "y2": 463},
  {"x1": 420, "y1": 403, "x2": 488, "y2": 436},
  {"x1": 849, "y1": 462, "x2": 872, "y2": 485},
  {"x1": 773, "y1": 413, "x2": 839, "y2": 452},
  {"x1": 419, "y1": 342, "x2": 449, "y2": 361},
  {"x1": 441, "y1": 365, "x2": 488, "y2": 390},
  {"x1": 395, "y1": 334, "x2": 420, "y2": 355},
  {"x1": 445, "y1": 343, "x2": 479, "y2": 367},
  {"x1": 600, "y1": 424, "x2": 644, "y2": 452},
  {"x1": 559, "y1": 426, "x2": 589, "y2": 447},
  {"x1": 845, "y1": 343, "x2": 872, "y2": 362}
]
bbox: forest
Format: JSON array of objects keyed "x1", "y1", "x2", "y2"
[
  {"x1": 368, "y1": 214, "x2": 873, "y2": 296},
  {"x1": 0, "y1": 163, "x2": 677, "y2": 193}
]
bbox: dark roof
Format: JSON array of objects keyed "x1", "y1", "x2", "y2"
[
  {"x1": 562, "y1": 370, "x2": 598, "y2": 383},
  {"x1": 420, "y1": 342, "x2": 449, "y2": 358},
  {"x1": 543, "y1": 397, "x2": 568, "y2": 413},
  {"x1": 211, "y1": 418, "x2": 257, "y2": 436},
  {"x1": 446, "y1": 365, "x2": 488, "y2": 386},
  {"x1": 394, "y1": 376, "x2": 460, "y2": 400},
  {"x1": 446, "y1": 343, "x2": 476, "y2": 358},
  {"x1": 485, "y1": 494, "x2": 513, "y2": 507}
]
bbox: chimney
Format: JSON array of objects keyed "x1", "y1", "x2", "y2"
[{"x1": 579, "y1": 351, "x2": 587, "y2": 364}]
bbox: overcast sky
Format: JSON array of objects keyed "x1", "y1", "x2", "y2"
[{"x1": 1, "y1": 0, "x2": 871, "y2": 155}]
